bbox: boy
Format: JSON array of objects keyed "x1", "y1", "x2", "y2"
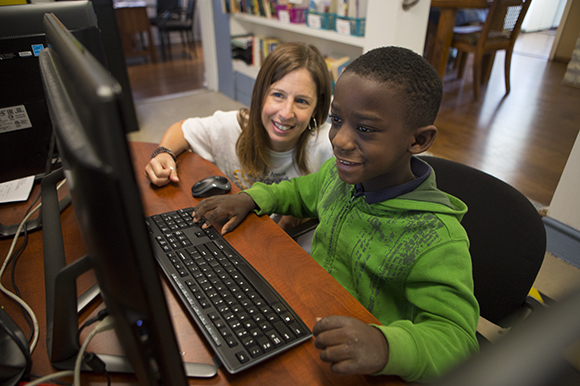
[{"x1": 193, "y1": 46, "x2": 479, "y2": 382}]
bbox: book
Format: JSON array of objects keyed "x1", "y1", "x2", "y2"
[
  {"x1": 325, "y1": 54, "x2": 350, "y2": 83},
  {"x1": 261, "y1": 37, "x2": 281, "y2": 62}
]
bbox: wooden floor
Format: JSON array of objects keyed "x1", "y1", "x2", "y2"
[
  {"x1": 126, "y1": 42, "x2": 205, "y2": 100},
  {"x1": 126, "y1": 33, "x2": 580, "y2": 207}
]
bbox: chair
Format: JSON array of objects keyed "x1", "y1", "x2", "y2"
[
  {"x1": 450, "y1": 0, "x2": 532, "y2": 100},
  {"x1": 418, "y1": 156, "x2": 546, "y2": 344},
  {"x1": 149, "y1": 0, "x2": 181, "y2": 60},
  {"x1": 156, "y1": 0, "x2": 197, "y2": 61}
]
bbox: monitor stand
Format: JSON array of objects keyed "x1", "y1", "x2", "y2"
[{"x1": 40, "y1": 168, "x2": 218, "y2": 378}]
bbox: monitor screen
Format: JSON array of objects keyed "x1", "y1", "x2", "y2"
[
  {"x1": 38, "y1": 13, "x2": 187, "y2": 385},
  {"x1": 0, "y1": 0, "x2": 138, "y2": 184}
]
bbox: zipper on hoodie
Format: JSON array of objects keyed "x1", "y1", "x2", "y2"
[{"x1": 326, "y1": 188, "x2": 359, "y2": 273}]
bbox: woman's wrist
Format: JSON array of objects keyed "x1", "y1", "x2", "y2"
[{"x1": 151, "y1": 146, "x2": 176, "y2": 162}]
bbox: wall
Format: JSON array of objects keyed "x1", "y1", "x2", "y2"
[
  {"x1": 548, "y1": 132, "x2": 580, "y2": 230},
  {"x1": 521, "y1": 0, "x2": 565, "y2": 32},
  {"x1": 550, "y1": 0, "x2": 580, "y2": 62}
]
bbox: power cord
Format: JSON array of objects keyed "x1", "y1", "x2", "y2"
[
  {"x1": 24, "y1": 370, "x2": 74, "y2": 386},
  {"x1": 0, "y1": 178, "x2": 67, "y2": 357},
  {"x1": 77, "y1": 308, "x2": 109, "y2": 343},
  {"x1": 10, "y1": 191, "x2": 42, "y2": 343},
  {"x1": 74, "y1": 315, "x2": 116, "y2": 386},
  {"x1": 22, "y1": 311, "x2": 113, "y2": 386}
]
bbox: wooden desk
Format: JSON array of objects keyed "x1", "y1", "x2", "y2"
[
  {"x1": 0, "y1": 142, "x2": 406, "y2": 385},
  {"x1": 427, "y1": 0, "x2": 491, "y2": 78},
  {"x1": 114, "y1": 1, "x2": 157, "y2": 63}
]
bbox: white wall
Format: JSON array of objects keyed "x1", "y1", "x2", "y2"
[
  {"x1": 522, "y1": 0, "x2": 567, "y2": 32},
  {"x1": 547, "y1": 131, "x2": 580, "y2": 230}
]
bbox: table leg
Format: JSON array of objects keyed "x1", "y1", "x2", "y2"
[{"x1": 428, "y1": 8, "x2": 458, "y2": 79}]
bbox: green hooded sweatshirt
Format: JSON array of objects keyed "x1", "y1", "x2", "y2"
[{"x1": 244, "y1": 157, "x2": 480, "y2": 382}]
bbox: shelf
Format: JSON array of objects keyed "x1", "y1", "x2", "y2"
[
  {"x1": 233, "y1": 59, "x2": 260, "y2": 79},
  {"x1": 232, "y1": 13, "x2": 366, "y2": 48}
]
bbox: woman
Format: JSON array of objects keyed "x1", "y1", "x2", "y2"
[{"x1": 145, "y1": 41, "x2": 332, "y2": 238}]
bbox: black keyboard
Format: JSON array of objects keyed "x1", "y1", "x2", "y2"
[{"x1": 146, "y1": 208, "x2": 312, "y2": 374}]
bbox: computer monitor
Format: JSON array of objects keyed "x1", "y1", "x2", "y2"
[
  {"x1": 432, "y1": 288, "x2": 580, "y2": 386},
  {"x1": 0, "y1": 0, "x2": 138, "y2": 184},
  {"x1": 38, "y1": 13, "x2": 188, "y2": 385}
]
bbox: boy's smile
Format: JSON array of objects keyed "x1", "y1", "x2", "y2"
[{"x1": 329, "y1": 72, "x2": 418, "y2": 192}]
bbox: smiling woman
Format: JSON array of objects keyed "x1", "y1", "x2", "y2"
[
  {"x1": 260, "y1": 68, "x2": 318, "y2": 153},
  {"x1": 144, "y1": 41, "x2": 332, "y2": 189},
  {"x1": 143, "y1": 41, "x2": 332, "y2": 251}
]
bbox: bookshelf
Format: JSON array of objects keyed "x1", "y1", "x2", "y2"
[{"x1": 205, "y1": 1, "x2": 431, "y2": 104}]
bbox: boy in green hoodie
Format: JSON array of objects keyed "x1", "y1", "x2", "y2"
[{"x1": 192, "y1": 46, "x2": 479, "y2": 382}]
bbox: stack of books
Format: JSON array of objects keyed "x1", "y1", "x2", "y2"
[{"x1": 231, "y1": 34, "x2": 281, "y2": 67}]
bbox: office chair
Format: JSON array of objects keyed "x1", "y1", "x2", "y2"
[
  {"x1": 156, "y1": 0, "x2": 197, "y2": 61},
  {"x1": 418, "y1": 155, "x2": 546, "y2": 344},
  {"x1": 450, "y1": 0, "x2": 532, "y2": 100},
  {"x1": 149, "y1": 0, "x2": 181, "y2": 60}
]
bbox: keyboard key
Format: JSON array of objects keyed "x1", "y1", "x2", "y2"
[
  {"x1": 256, "y1": 336, "x2": 274, "y2": 353},
  {"x1": 266, "y1": 330, "x2": 284, "y2": 347},
  {"x1": 248, "y1": 345, "x2": 263, "y2": 358},
  {"x1": 235, "y1": 351, "x2": 250, "y2": 364},
  {"x1": 273, "y1": 321, "x2": 295, "y2": 342}
]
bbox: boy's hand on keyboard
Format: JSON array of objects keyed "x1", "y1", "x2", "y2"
[
  {"x1": 313, "y1": 315, "x2": 389, "y2": 375},
  {"x1": 192, "y1": 193, "x2": 258, "y2": 235}
]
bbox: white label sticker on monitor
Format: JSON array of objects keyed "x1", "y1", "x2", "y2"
[{"x1": 0, "y1": 105, "x2": 33, "y2": 133}]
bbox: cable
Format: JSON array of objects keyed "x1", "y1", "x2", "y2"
[
  {"x1": 0, "y1": 178, "x2": 67, "y2": 355},
  {"x1": 74, "y1": 315, "x2": 116, "y2": 386},
  {"x1": 25, "y1": 370, "x2": 74, "y2": 386},
  {"x1": 77, "y1": 308, "x2": 109, "y2": 343},
  {"x1": 10, "y1": 226, "x2": 35, "y2": 343},
  {"x1": 0, "y1": 314, "x2": 32, "y2": 376},
  {"x1": 0, "y1": 202, "x2": 42, "y2": 353},
  {"x1": 9, "y1": 190, "x2": 43, "y2": 343}
]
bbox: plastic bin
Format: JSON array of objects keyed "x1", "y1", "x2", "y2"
[
  {"x1": 306, "y1": 11, "x2": 336, "y2": 30},
  {"x1": 276, "y1": 5, "x2": 307, "y2": 24},
  {"x1": 335, "y1": 16, "x2": 366, "y2": 37}
]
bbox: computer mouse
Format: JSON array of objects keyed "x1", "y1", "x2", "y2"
[{"x1": 191, "y1": 175, "x2": 232, "y2": 198}]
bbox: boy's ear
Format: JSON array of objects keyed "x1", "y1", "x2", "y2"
[{"x1": 409, "y1": 125, "x2": 438, "y2": 154}]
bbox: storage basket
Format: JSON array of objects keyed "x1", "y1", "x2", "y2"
[
  {"x1": 335, "y1": 16, "x2": 366, "y2": 37},
  {"x1": 276, "y1": 5, "x2": 307, "y2": 24},
  {"x1": 306, "y1": 11, "x2": 336, "y2": 30}
]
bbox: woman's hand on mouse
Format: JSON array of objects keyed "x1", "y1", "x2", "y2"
[
  {"x1": 193, "y1": 193, "x2": 258, "y2": 235},
  {"x1": 145, "y1": 153, "x2": 179, "y2": 186}
]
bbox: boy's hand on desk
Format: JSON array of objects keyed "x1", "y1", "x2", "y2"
[
  {"x1": 276, "y1": 215, "x2": 302, "y2": 231},
  {"x1": 313, "y1": 315, "x2": 389, "y2": 375},
  {"x1": 193, "y1": 193, "x2": 257, "y2": 235},
  {"x1": 145, "y1": 153, "x2": 179, "y2": 186}
]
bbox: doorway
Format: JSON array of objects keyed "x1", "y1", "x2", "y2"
[{"x1": 125, "y1": 0, "x2": 206, "y2": 101}]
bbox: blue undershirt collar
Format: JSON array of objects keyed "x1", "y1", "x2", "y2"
[{"x1": 354, "y1": 157, "x2": 431, "y2": 204}]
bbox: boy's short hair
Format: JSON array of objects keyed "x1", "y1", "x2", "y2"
[{"x1": 343, "y1": 46, "x2": 443, "y2": 130}]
